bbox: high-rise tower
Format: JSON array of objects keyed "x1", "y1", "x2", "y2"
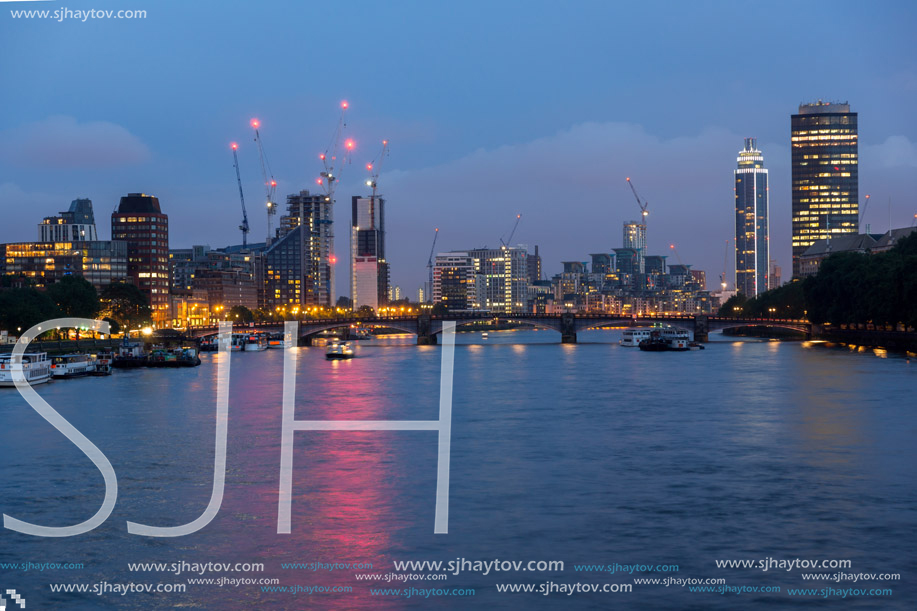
[
  {"x1": 111, "y1": 193, "x2": 170, "y2": 326},
  {"x1": 734, "y1": 138, "x2": 769, "y2": 297},
  {"x1": 791, "y1": 101, "x2": 858, "y2": 277},
  {"x1": 350, "y1": 195, "x2": 389, "y2": 311}
]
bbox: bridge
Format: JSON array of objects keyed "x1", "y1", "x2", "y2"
[{"x1": 187, "y1": 313, "x2": 812, "y2": 345}]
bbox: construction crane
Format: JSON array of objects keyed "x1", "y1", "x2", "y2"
[
  {"x1": 669, "y1": 243, "x2": 684, "y2": 265},
  {"x1": 250, "y1": 118, "x2": 278, "y2": 243},
  {"x1": 626, "y1": 177, "x2": 649, "y2": 224},
  {"x1": 364, "y1": 140, "x2": 390, "y2": 230},
  {"x1": 858, "y1": 194, "x2": 871, "y2": 231},
  {"x1": 500, "y1": 214, "x2": 522, "y2": 248},
  {"x1": 230, "y1": 142, "x2": 249, "y2": 247},
  {"x1": 426, "y1": 227, "x2": 439, "y2": 303},
  {"x1": 317, "y1": 100, "x2": 353, "y2": 199}
]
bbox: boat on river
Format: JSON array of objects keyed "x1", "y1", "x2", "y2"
[
  {"x1": 326, "y1": 341, "x2": 355, "y2": 360},
  {"x1": 50, "y1": 354, "x2": 95, "y2": 378},
  {"x1": 0, "y1": 352, "x2": 52, "y2": 386}
]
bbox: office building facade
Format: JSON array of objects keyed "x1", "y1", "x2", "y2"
[
  {"x1": 791, "y1": 101, "x2": 858, "y2": 277},
  {"x1": 111, "y1": 193, "x2": 170, "y2": 326},
  {"x1": 734, "y1": 137, "x2": 769, "y2": 297}
]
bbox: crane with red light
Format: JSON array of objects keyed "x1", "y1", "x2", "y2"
[
  {"x1": 500, "y1": 214, "x2": 522, "y2": 248},
  {"x1": 365, "y1": 140, "x2": 390, "y2": 230},
  {"x1": 230, "y1": 142, "x2": 250, "y2": 247},
  {"x1": 626, "y1": 177, "x2": 650, "y2": 225},
  {"x1": 426, "y1": 227, "x2": 439, "y2": 303},
  {"x1": 250, "y1": 118, "x2": 278, "y2": 243}
]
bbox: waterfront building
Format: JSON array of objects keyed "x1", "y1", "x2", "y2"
[
  {"x1": 0, "y1": 240, "x2": 127, "y2": 290},
  {"x1": 469, "y1": 247, "x2": 529, "y2": 314},
  {"x1": 111, "y1": 193, "x2": 170, "y2": 326},
  {"x1": 734, "y1": 138, "x2": 769, "y2": 297},
  {"x1": 351, "y1": 195, "x2": 389, "y2": 312},
  {"x1": 791, "y1": 101, "x2": 858, "y2": 277},
  {"x1": 432, "y1": 252, "x2": 476, "y2": 311},
  {"x1": 169, "y1": 245, "x2": 259, "y2": 312},
  {"x1": 38, "y1": 198, "x2": 98, "y2": 242},
  {"x1": 527, "y1": 245, "x2": 543, "y2": 284}
]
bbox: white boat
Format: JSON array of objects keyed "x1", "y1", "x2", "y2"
[
  {"x1": 231, "y1": 333, "x2": 246, "y2": 352},
  {"x1": 244, "y1": 333, "x2": 268, "y2": 352},
  {"x1": 90, "y1": 352, "x2": 113, "y2": 376},
  {"x1": 621, "y1": 325, "x2": 693, "y2": 347},
  {"x1": 0, "y1": 352, "x2": 52, "y2": 387},
  {"x1": 50, "y1": 354, "x2": 95, "y2": 378},
  {"x1": 326, "y1": 341, "x2": 354, "y2": 360}
]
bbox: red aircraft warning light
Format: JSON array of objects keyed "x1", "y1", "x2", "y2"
[
  {"x1": 345, "y1": 139, "x2": 355, "y2": 150},
  {"x1": 341, "y1": 100, "x2": 349, "y2": 109},
  {"x1": 231, "y1": 142, "x2": 238, "y2": 150},
  {"x1": 250, "y1": 118, "x2": 260, "y2": 129}
]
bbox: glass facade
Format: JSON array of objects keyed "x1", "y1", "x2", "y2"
[
  {"x1": 791, "y1": 102, "x2": 858, "y2": 277},
  {"x1": 734, "y1": 137, "x2": 769, "y2": 297}
]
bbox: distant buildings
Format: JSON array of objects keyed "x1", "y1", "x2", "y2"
[
  {"x1": 111, "y1": 193, "x2": 170, "y2": 325},
  {"x1": 432, "y1": 247, "x2": 530, "y2": 314},
  {"x1": 791, "y1": 101, "x2": 858, "y2": 277},
  {"x1": 264, "y1": 190, "x2": 334, "y2": 310},
  {"x1": 734, "y1": 137, "x2": 769, "y2": 297},
  {"x1": 1, "y1": 198, "x2": 127, "y2": 292},
  {"x1": 39, "y1": 198, "x2": 98, "y2": 242},
  {"x1": 350, "y1": 195, "x2": 389, "y2": 311},
  {"x1": 797, "y1": 227, "x2": 916, "y2": 278}
]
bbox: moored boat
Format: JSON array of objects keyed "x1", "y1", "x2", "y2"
[
  {"x1": 113, "y1": 340, "x2": 148, "y2": 368},
  {"x1": 267, "y1": 332, "x2": 287, "y2": 349},
  {"x1": 50, "y1": 354, "x2": 95, "y2": 378},
  {"x1": 90, "y1": 352, "x2": 114, "y2": 376},
  {"x1": 244, "y1": 333, "x2": 268, "y2": 352},
  {"x1": 0, "y1": 352, "x2": 52, "y2": 387},
  {"x1": 638, "y1": 329, "x2": 694, "y2": 352}
]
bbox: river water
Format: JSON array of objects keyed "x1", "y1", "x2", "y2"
[{"x1": 1, "y1": 330, "x2": 915, "y2": 610}]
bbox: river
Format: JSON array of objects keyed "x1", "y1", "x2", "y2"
[{"x1": 1, "y1": 329, "x2": 914, "y2": 609}]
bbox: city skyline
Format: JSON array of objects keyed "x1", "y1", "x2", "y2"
[{"x1": 1, "y1": 2, "x2": 916, "y2": 293}]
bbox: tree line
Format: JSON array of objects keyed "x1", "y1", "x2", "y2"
[
  {"x1": 719, "y1": 232, "x2": 917, "y2": 328},
  {"x1": 0, "y1": 277, "x2": 151, "y2": 336}
]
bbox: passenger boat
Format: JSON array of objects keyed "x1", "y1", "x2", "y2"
[
  {"x1": 90, "y1": 352, "x2": 114, "y2": 376},
  {"x1": 231, "y1": 334, "x2": 246, "y2": 352},
  {"x1": 326, "y1": 341, "x2": 355, "y2": 360},
  {"x1": 622, "y1": 325, "x2": 693, "y2": 347},
  {"x1": 638, "y1": 329, "x2": 694, "y2": 352},
  {"x1": 0, "y1": 352, "x2": 52, "y2": 387},
  {"x1": 113, "y1": 340, "x2": 148, "y2": 368},
  {"x1": 244, "y1": 333, "x2": 269, "y2": 352},
  {"x1": 267, "y1": 333, "x2": 287, "y2": 349},
  {"x1": 199, "y1": 335, "x2": 219, "y2": 352},
  {"x1": 50, "y1": 354, "x2": 95, "y2": 378}
]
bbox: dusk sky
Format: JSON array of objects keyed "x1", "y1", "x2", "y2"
[{"x1": 2, "y1": 0, "x2": 916, "y2": 293}]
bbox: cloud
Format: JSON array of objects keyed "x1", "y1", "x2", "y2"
[
  {"x1": 864, "y1": 135, "x2": 917, "y2": 168},
  {"x1": 0, "y1": 115, "x2": 151, "y2": 169}
]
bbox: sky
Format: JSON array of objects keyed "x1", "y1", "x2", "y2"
[{"x1": 1, "y1": 0, "x2": 916, "y2": 295}]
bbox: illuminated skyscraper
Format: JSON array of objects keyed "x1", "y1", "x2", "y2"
[
  {"x1": 791, "y1": 101, "x2": 858, "y2": 277},
  {"x1": 111, "y1": 193, "x2": 170, "y2": 326},
  {"x1": 623, "y1": 221, "x2": 646, "y2": 274},
  {"x1": 350, "y1": 195, "x2": 389, "y2": 311},
  {"x1": 734, "y1": 138, "x2": 769, "y2": 297}
]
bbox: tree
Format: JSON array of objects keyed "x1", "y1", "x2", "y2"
[
  {"x1": 46, "y1": 275, "x2": 100, "y2": 318},
  {"x1": 0, "y1": 288, "x2": 60, "y2": 334},
  {"x1": 99, "y1": 281, "x2": 152, "y2": 331},
  {"x1": 336, "y1": 296, "x2": 352, "y2": 309},
  {"x1": 229, "y1": 305, "x2": 254, "y2": 323},
  {"x1": 717, "y1": 293, "x2": 747, "y2": 317},
  {"x1": 431, "y1": 302, "x2": 448, "y2": 316},
  {"x1": 355, "y1": 305, "x2": 375, "y2": 318}
]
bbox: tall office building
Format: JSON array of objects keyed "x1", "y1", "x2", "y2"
[
  {"x1": 734, "y1": 137, "x2": 769, "y2": 297},
  {"x1": 791, "y1": 101, "x2": 858, "y2": 277},
  {"x1": 350, "y1": 195, "x2": 389, "y2": 311},
  {"x1": 38, "y1": 198, "x2": 98, "y2": 242},
  {"x1": 111, "y1": 193, "x2": 170, "y2": 326},
  {"x1": 265, "y1": 190, "x2": 334, "y2": 310}
]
